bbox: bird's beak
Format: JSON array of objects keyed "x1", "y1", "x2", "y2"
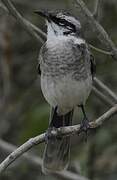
[{"x1": 34, "y1": 10, "x2": 50, "y2": 20}]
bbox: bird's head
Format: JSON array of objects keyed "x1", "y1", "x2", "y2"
[{"x1": 35, "y1": 10, "x2": 81, "y2": 37}]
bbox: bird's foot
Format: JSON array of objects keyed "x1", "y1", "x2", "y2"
[
  {"x1": 79, "y1": 118, "x2": 90, "y2": 141},
  {"x1": 45, "y1": 127, "x2": 59, "y2": 143}
]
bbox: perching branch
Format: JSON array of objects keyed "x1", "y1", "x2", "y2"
[
  {"x1": 0, "y1": 105, "x2": 117, "y2": 174},
  {"x1": 0, "y1": 139, "x2": 89, "y2": 180},
  {"x1": 75, "y1": 0, "x2": 117, "y2": 60}
]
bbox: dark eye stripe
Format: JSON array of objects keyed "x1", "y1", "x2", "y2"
[
  {"x1": 60, "y1": 19, "x2": 76, "y2": 32},
  {"x1": 50, "y1": 15, "x2": 76, "y2": 32}
]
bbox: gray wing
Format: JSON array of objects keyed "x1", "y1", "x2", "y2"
[
  {"x1": 37, "y1": 64, "x2": 41, "y2": 75},
  {"x1": 37, "y1": 43, "x2": 46, "y2": 75},
  {"x1": 90, "y1": 54, "x2": 96, "y2": 78},
  {"x1": 76, "y1": 42, "x2": 96, "y2": 77}
]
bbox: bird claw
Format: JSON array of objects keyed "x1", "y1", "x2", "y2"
[
  {"x1": 79, "y1": 118, "x2": 90, "y2": 141},
  {"x1": 45, "y1": 127, "x2": 57, "y2": 141},
  {"x1": 45, "y1": 127, "x2": 60, "y2": 143}
]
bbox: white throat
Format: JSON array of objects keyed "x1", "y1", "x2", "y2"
[
  {"x1": 46, "y1": 21, "x2": 85, "y2": 46},
  {"x1": 47, "y1": 21, "x2": 68, "y2": 39}
]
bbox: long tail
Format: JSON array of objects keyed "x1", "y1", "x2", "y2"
[{"x1": 42, "y1": 107, "x2": 73, "y2": 174}]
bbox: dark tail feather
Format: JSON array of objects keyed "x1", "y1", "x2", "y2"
[{"x1": 42, "y1": 107, "x2": 73, "y2": 174}]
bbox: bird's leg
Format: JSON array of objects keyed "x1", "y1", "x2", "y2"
[
  {"x1": 45, "y1": 106, "x2": 61, "y2": 142},
  {"x1": 79, "y1": 105, "x2": 90, "y2": 140}
]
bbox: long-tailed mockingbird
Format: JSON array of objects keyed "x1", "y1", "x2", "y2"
[{"x1": 36, "y1": 10, "x2": 96, "y2": 174}]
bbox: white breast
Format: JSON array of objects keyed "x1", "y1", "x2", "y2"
[{"x1": 41, "y1": 74, "x2": 92, "y2": 115}]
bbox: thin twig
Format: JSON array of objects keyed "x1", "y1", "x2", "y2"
[
  {"x1": 94, "y1": 77, "x2": 117, "y2": 102},
  {"x1": 92, "y1": 87, "x2": 115, "y2": 106},
  {"x1": 93, "y1": 0, "x2": 100, "y2": 19},
  {"x1": 0, "y1": 1, "x2": 7, "y2": 11},
  {"x1": 0, "y1": 105, "x2": 117, "y2": 174},
  {"x1": 75, "y1": 0, "x2": 117, "y2": 60},
  {"x1": 89, "y1": 44, "x2": 112, "y2": 55},
  {"x1": 1, "y1": 0, "x2": 44, "y2": 43},
  {"x1": 0, "y1": 139, "x2": 88, "y2": 180}
]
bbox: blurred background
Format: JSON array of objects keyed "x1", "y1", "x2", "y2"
[{"x1": 0, "y1": 0, "x2": 117, "y2": 180}]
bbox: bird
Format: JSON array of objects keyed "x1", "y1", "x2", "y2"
[{"x1": 36, "y1": 10, "x2": 96, "y2": 174}]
